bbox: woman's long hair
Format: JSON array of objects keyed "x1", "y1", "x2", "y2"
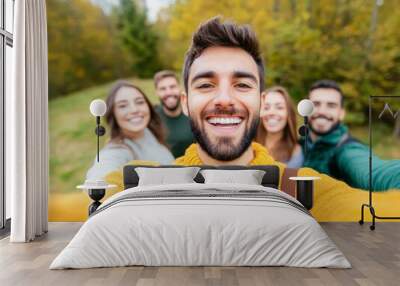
[
  {"x1": 105, "y1": 80, "x2": 166, "y2": 145},
  {"x1": 256, "y1": 86, "x2": 298, "y2": 162}
]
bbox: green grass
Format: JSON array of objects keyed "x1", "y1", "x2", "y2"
[
  {"x1": 50, "y1": 79, "x2": 399, "y2": 193},
  {"x1": 49, "y1": 78, "x2": 159, "y2": 193}
]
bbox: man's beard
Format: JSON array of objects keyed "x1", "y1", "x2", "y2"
[
  {"x1": 189, "y1": 115, "x2": 259, "y2": 162},
  {"x1": 161, "y1": 95, "x2": 180, "y2": 112},
  {"x1": 309, "y1": 115, "x2": 340, "y2": 136}
]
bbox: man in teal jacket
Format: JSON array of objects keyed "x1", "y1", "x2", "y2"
[{"x1": 301, "y1": 79, "x2": 400, "y2": 191}]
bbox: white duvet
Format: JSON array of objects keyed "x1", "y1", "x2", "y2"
[{"x1": 50, "y1": 183, "x2": 351, "y2": 269}]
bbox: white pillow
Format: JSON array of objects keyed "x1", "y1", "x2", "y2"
[
  {"x1": 136, "y1": 167, "x2": 200, "y2": 186},
  {"x1": 200, "y1": 169, "x2": 266, "y2": 185}
]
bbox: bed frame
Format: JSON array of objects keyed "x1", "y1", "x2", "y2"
[
  {"x1": 123, "y1": 165, "x2": 280, "y2": 189},
  {"x1": 124, "y1": 164, "x2": 288, "y2": 188}
]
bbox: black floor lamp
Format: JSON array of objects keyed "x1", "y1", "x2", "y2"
[
  {"x1": 359, "y1": 95, "x2": 400, "y2": 230},
  {"x1": 78, "y1": 99, "x2": 116, "y2": 216}
]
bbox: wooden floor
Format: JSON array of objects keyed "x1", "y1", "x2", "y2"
[{"x1": 0, "y1": 223, "x2": 399, "y2": 286}]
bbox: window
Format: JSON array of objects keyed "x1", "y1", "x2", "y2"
[{"x1": 1, "y1": 0, "x2": 14, "y2": 233}]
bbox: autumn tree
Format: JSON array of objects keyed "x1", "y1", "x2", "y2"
[
  {"x1": 47, "y1": 0, "x2": 132, "y2": 98},
  {"x1": 155, "y1": 0, "x2": 400, "y2": 125},
  {"x1": 115, "y1": 0, "x2": 161, "y2": 78}
]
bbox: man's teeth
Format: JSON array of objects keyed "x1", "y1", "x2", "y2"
[
  {"x1": 315, "y1": 118, "x2": 329, "y2": 123},
  {"x1": 207, "y1": 117, "x2": 242, "y2": 125}
]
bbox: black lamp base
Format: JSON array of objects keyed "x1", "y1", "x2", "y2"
[
  {"x1": 88, "y1": 189, "x2": 105, "y2": 216},
  {"x1": 296, "y1": 180, "x2": 314, "y2": 210}
]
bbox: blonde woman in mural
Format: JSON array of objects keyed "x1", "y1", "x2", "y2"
[
  {"x1": 86, "y1": 80, "x2": 174, "y2": 180},
  {"x1": 256, "y1": 86, "x2": 303, "y2": 168}
]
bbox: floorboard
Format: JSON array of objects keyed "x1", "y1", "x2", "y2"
[{"x1": 0, "y1": 222, "x2": 399, "y2": 286}]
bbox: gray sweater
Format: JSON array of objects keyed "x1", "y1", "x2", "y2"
[{"x1": 86, "y1": 128, "x2": 174, "y2": 180}]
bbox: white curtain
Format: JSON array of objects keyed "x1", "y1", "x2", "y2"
[{"x1": 8, "y1": 0, "x2": 49, "y2": 242}]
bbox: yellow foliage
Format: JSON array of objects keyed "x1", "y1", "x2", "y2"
[{"x1": 155, "y1": 0, "x2": 400, "y2": 105}]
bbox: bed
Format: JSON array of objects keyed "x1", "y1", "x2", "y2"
[{"x1": 50, "y1": 165, "x2": 350, "y2": 269}]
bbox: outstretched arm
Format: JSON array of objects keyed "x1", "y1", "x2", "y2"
[
  {"x1": 298, "y1": 167, "x2": 400, "y2": 221},
  {"x1": 336, "y1": 144, "x2": 400, "y2": 191}
]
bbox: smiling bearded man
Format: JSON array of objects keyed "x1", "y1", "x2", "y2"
[
  {"x1": 301, "y1": 79, "x2": 400, "y2": 190},
  {"x1": 176, "y1": 17, "x2": 265, "y2": 166},
  {"x1": 153, "y1": 70, "x2": 194, "y2": 158},
  {"x1": 184, "y1": 44, "x2": 261, "y2": 163}
]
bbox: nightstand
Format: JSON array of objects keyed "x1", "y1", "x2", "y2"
[
  {"x1": 77, "y1": 181, "x2": 117, "y2": 215},
  {"x1": 289, "y1": 176, "x2": 320, "y2": 210}
]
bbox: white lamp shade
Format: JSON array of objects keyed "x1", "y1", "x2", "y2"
[
  {"x1": 297, "y1": 99, "x2": 315, "y2": 117},
  {"x1": 90, "y1": 99, "x2": 107, "y2": 117}
]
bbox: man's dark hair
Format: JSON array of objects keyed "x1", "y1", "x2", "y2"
[
  {"x1": 154, "y1": 70, "x2": 179, "y2": 88},
  {"x1": 182, "y1": 17, "x2": 265, "y2": 93},
  {"x1": 309, "y1": 79, "x2": 345, "y2": 106}
]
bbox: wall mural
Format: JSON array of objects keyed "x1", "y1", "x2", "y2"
[{"x1": 47, "y1": 0, "x2": 400, "y2": 222}]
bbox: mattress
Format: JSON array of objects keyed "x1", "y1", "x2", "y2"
[{"x1": 50, "y1": 183, "x2": 351, "y2": 269}]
